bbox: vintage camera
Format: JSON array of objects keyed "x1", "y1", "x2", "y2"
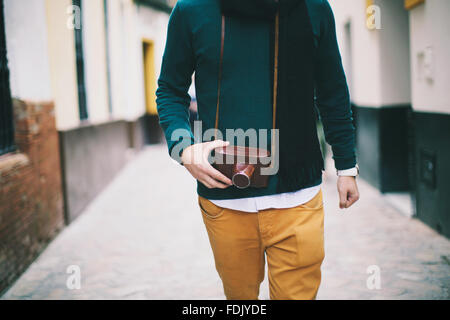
[{"x1": 213, "y1": 146, "x2": 271, "y2": 189}]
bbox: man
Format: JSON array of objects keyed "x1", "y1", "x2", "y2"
[{"x1": 156, "y1": 0, "x2": 359, "y2": 300}]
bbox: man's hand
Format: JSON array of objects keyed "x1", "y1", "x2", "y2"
[
  {"x1": 337, "y1": 176, "x2": 360, "y2": 209},
  {"x1": 181, "y1": 140, "x2": 233, "y2": 189}
]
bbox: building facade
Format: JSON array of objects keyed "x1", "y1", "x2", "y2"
[
  {"x1": 0, "y1": 0, "x2": 172, "y2": 294},
  {"x1": 330, "y1": 0, "x2": 450, "y2": 237}
]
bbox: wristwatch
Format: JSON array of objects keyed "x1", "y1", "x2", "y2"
[{"x1": 337, "y1": 164, "x2": 359, "y2": 177}]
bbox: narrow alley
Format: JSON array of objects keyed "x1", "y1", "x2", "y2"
[{"x1": 2, "y1": 145, "x2": 449, "y2": 300}]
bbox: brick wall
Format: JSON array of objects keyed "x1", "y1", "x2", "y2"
[{"x1": 0, "y1": 99, "x2": 64, "y2": 295}]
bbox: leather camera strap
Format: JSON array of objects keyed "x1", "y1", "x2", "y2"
[
  {"x1": 214, "y1": 12, "x2": 280, "y2": 159},
  {"x1": 214, "y1": 15, "x2": 226, "y2": 140}
]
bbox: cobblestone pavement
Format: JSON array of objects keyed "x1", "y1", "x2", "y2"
[{"x1": 2, "y1": 145, "x2": 449, "y2": 300}]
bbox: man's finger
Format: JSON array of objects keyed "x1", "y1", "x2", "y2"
[
  {"x1": 346, "y1": 192, "x2": 359, "y2": 208},
  {"x1": 198, "y1": 175, "x2": 213, "y2": 189},
  {"x1": 202, "y1": 174, "x2": 229, "y2": 189},
  {"x1": 339, "y1": 189, "x2": 348, "y2": 209},
  {"x1": 204, "y1": 163, "x2": 232, "y2": 186}
]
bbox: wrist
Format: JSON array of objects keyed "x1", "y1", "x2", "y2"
[{"x1": 174, "y1": 137, "x2": 195, "y2": 166}]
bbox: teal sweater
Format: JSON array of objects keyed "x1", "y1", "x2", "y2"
[{"x1": 156, "y1": 0, "x2": 356, "y2": 200}]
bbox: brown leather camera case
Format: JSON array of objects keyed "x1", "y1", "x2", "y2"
[{"x1": 213, "y1": 146, "x2": 271, "y2": 188}]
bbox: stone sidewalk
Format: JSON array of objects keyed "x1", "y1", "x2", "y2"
[{"x1": 2, "y1": 145, "x2": 449, "y2": 300}]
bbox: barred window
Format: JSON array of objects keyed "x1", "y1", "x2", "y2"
[{"x1": 73, "y1": 0, "x2": 88, "y2": 120}]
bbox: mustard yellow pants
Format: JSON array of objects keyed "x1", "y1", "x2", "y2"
[{"x1": 198, "y1": 189, "x2": 325, "y2": 300}]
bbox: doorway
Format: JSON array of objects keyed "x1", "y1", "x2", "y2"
[{"x1": 142, "y1": 39, "x2": 157, "y2": 115}]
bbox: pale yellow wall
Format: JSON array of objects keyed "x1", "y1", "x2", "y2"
[
  {"x1": 45, "y1": 0, "x2": 80, "y2": 130},
  {"x1": 82, "y1": 0, "x2": 110, "y2": 124}
]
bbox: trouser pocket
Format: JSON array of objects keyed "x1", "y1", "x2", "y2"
[
  {"x1": 294, "y1": 190, "x2": 325, "y2": 266},
  {"x1": 198, "y1": 196, "x2": 225, "y2": 219}
]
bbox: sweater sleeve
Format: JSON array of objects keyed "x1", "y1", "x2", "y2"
[
  {"x1": 314, "y1": 0, "x2": 356, "y2": 170},
  {"x1": 156, "y1": 2, "x2": 195, "y2": 164}
]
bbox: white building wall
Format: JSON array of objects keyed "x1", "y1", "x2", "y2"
[
  {"x1": 136, "y1": 4, "x2": 170, "y2": 98},
  {"x1": 377, "y1": 0, "x2": 411, "y2": 106},
  {"x1": 409, "y1": 0, "x2": 450, "y2": 114},
  {"x1": 120, "y1": 0, "x2": 145, "y2": 120},
  {"x1": 330, "y1": 0, "x2": 383, "y2": 107},
  {"x1": 4, "y1": 0, "x2": 52, "y2": 101},
  {"x1": 107, "y1": 0, "x2": 169, "y2": 121},
  {"x1": 330, "y1": 0, "x2": 411, "y2": 108},
  {"x1": 136, "y1": 4, "x2": 170, "y2": 114},
  {"x1": 105, "y1": 0, "x2": 126, "y2": 119}
]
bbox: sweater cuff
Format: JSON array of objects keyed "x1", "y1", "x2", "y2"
[{"x1": 334, "y1": 155, "x2": 357, "y2": 171}]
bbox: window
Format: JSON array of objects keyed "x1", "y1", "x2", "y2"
[
  {"x1": 0, "y1": 0, "x2": 15, "y2": 156},
  {"x1": 73, "y1": 0, "x2": 88, "y2": 120}
]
